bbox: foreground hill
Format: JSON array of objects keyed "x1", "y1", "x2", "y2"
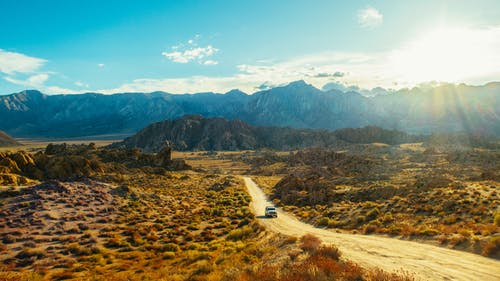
[
  {"x1": 0, "y1": 130, "x2": 21, "y2": 147},
  {"x1": 1, "y1": 81, "x2": 499, "y2": 138},
  {"x1": 110, "y1": 115, "x2": 422, "y2": 152}
]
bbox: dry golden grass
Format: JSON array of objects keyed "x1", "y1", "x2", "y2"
[
  {"x1": 175, "y1": 151, "x2": 251, "y2": 174},
  {"x1": 235, "y1": 146, "x2": 500, "y2": 257},
  {"x1": 0, "y1": 142, "x2": 495, "y2": 280},
  {"x1": 250, "y1": 175, "x2": 284, "y2": 195},
  {"x1": 0, "y1": 170, "x2": 260, "y2": 280}
]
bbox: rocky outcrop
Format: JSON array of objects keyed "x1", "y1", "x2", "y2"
[
  {"x1": 111, "y1": 115, "x2": 424, "y2": 152},
  {"x1": 0, "y1": 143, "x2": 190, "y2": 185}
]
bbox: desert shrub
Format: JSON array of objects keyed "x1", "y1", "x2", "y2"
[
  {"x1": 341, "y1": 261, "x2": 364, "y2": 281},
  {"x1": 437, "y1": 235, "x2": 448, "y2": 244},
  {"x1": 380, "y1": 212, "x2": 394, "y2": 223},
  {"x1": 163, "y1": 251, "x2": 176, "y2": 260},
  {"x1": 442, "y1": 214, "x2": 458, "y2": 225},
  {"x1": 2, "y1": 234, "x2": 16, "y2": 244},
  {"x1": 243, "y1": 254, "x2": 258, "y2": 263},
  {"x1": 494, "y1": 212, "x2": 500, "y2": 226},
  {"x1": 185, "y1": 250, "x2": 212, "y2": 264},
  {"x1": 419, "y1": 228, "x2": 440, "y2": 236},
  {"x1": 104, "y1": 236, "x2": 129, "y2": 248},
  {"x1": 315, "y1": 245, "x2": 341, "y2": 261},
  {"x1": 481, "y1": 236, "x2": 500, "y2": 257},
  {"x1": 326, "y1": 219, "x2": 344, "y2": 228},
  {"x1": 50, "y1": 271, "x2": 75, "y2": 280},
  {"x1": 356, "y1": 215, "x2": 366, "y2": 224},
  {"x1": 366, "y1": 207, "x2": 381, "y2": 221},
  {"x1": 387, "y1": 225, "x2": 402, "y2": 235},
  {"x1": 130, "y1": 232, "x2": 145, "y2": 246},
  {"x1": 20, "y1": 241, "x2": 36, "y2": 249},
  {"x1": 68, "y1": 243, "x2": 92, "y2": 256},
  {"x1": 299, "y1": 234, "x2": 321, "y2": 253},
  {"x1": 15, "y1": 248, "x2": 45, "y2": 259},
  {"x1": 317, "y1": 217, "x2": 330, "y2": 227},
  {"x1": 227, "y1": 226, "x2": 253, "y2": 241},
  {"x1": 363, "y1": 224, "x2": 378, "y2": 234},
  {"x1": 283, "y1": 236, "x2": 298, "y2": 245},
  {"x1": 365, "y1": 268, "x2": 417, "y2": 281},
  {"x1": 288, "y1": 249, "x2": 302, "y2": 261},
  {"x1": 449, "y1": 234, "x2": 467, "y2": 246},
  {"x1": 191, "y1": 260, "x2": 213, "y2": 276}
]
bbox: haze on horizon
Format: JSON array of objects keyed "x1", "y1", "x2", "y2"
[{"x1": 1, "y1": 0, "x2": 500, "y2": 95}]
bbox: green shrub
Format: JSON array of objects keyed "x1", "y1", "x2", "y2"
[
  {"x1": 387, "y1": 225, "x2": 402, "y2": 235},
  {"x1": 419, "y1": 228, "x2": 440, "y2": 236},
  {"x1": 163, "y1": 251, "x2": 176, "y2": 260},
  {"x1": 163, "y1": 243, "x2": 181, "y2": 252},
  {"x1": 317, "y1": 217, "x2": 330, "y2": 227},
  {"x1": 227, "y1": 226, "x2": 253, "y2": 241},
  {"x1": 366, "y1": 207, "x2": 381, "y2": 221},
  {"x1": 494, "y1": 212, "x2": 500, "y2": 226}
]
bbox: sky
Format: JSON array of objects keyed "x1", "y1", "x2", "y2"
[{"x1": 1, "y1": 0, "x2": 500, "y2": 95}]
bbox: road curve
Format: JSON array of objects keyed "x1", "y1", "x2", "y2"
[{"x1": 243, "y1": 177, "x2": 500, "y2": 281}]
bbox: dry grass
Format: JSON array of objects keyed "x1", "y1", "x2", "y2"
[
  {"x1": 175, "y1": 151, "x2": 251, "y2": 175},
  {"x1": 0, "y1": 143, "x2": 496, "y2": 279},
  {"x1": 234, "y1": 146, "x2": 500, "y2": 257},
  {"x1": 233, "y1": 234, "x2": 415, "y2": 281},
  {"x1": 0, "y1": 169, "x2": 260, "y2": 280}
]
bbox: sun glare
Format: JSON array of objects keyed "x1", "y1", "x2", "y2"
[{"x1": 387, "y1": 27, "x2": 500, "y2": 84}]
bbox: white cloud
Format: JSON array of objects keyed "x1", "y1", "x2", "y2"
[
  {"x1": 358, "y1": 7, "x2": 383, "y2": 29},
  {"x1": 162, "y1": 45, "x2": 219, "y2": 64},
  {"x1": 98, "y1": 63, "x2": 105, "y2": 68},
  {"x1": 203, "y1": 60, "x2": 219, "y2": 65},
  {"x1": 27, "y1": 73, "x2": 49, "y2": 85},
  {"x1": 96, "y1": 25, "x2": 500, "y2": 95},
  {"x1": 162, "y1": 36, "x2": 219, "y2": 65},
  {"x1": 75, "y1": 81, "x2": 89, "y2": 88},
  {"x1": 96, "y1": 52, "x2": 371, "y2": 94},
  {"x1": 43, "y1": 86, "x2": 80, "y2": 94},
  {"x1": 0, "y1": 49, "x2": 47, "y2": 74},
  {"x1": 4, "y1": 72, "x2": 82, "y2": 94},
  {"x1": 0, "y1": 49, "x2": 86, "y2": 94},
  {"x1": 7, "y1": 26, "x2": 495, "y2": 95},
  {"x1": 4, "y1": 73, "x2": 49, "y2": 87}
]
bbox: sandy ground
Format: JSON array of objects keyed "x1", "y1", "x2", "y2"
[{"x1": 243, "y1": 177, "x2": 500, "y2": 281}]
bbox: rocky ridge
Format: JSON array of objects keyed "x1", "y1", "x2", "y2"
[{"x1": 110, "y1": 115, "x2": 422, "y2": 152}]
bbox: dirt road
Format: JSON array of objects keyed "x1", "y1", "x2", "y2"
[{"x1": 243, "y1": 177, "x2": 500, "y2": 281}]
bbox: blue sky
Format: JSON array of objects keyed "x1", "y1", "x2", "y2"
[{"x1": 1, "y1": 0, "x2": 500, "y2": 94}]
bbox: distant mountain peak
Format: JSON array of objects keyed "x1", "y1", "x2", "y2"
[
  {"x1": 286, "y1": 80, "x2": 309, "y2": 88},
  {"x1": 225, "y1": 89, "x2": 247, "y2": 96},
  {"x1": 18, "y1": 90, "x2": 44, "y2": 97},
  {"x1": 270, "y1": 80, "x2": 320, "y2": 94}
]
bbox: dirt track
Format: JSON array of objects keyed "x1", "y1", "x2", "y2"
[{"x1": 243, "y1": 177, "x2": 500, "y2": 281}]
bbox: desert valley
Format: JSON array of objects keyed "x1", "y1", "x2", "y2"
[
  {"x1": 0, "y1": 112, "x2": 499, "y2": 280},
  {"x1": 1, "y1": 1, "x2": 500, "y2": 280}
]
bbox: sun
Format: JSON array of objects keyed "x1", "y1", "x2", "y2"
[{"x1": 386, "y1": 26, "x2": 499, "y2": 85}]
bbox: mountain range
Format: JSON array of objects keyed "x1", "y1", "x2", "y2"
[{"x1": 1, "y1": 80, "x2": 499, "y2": 138}]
